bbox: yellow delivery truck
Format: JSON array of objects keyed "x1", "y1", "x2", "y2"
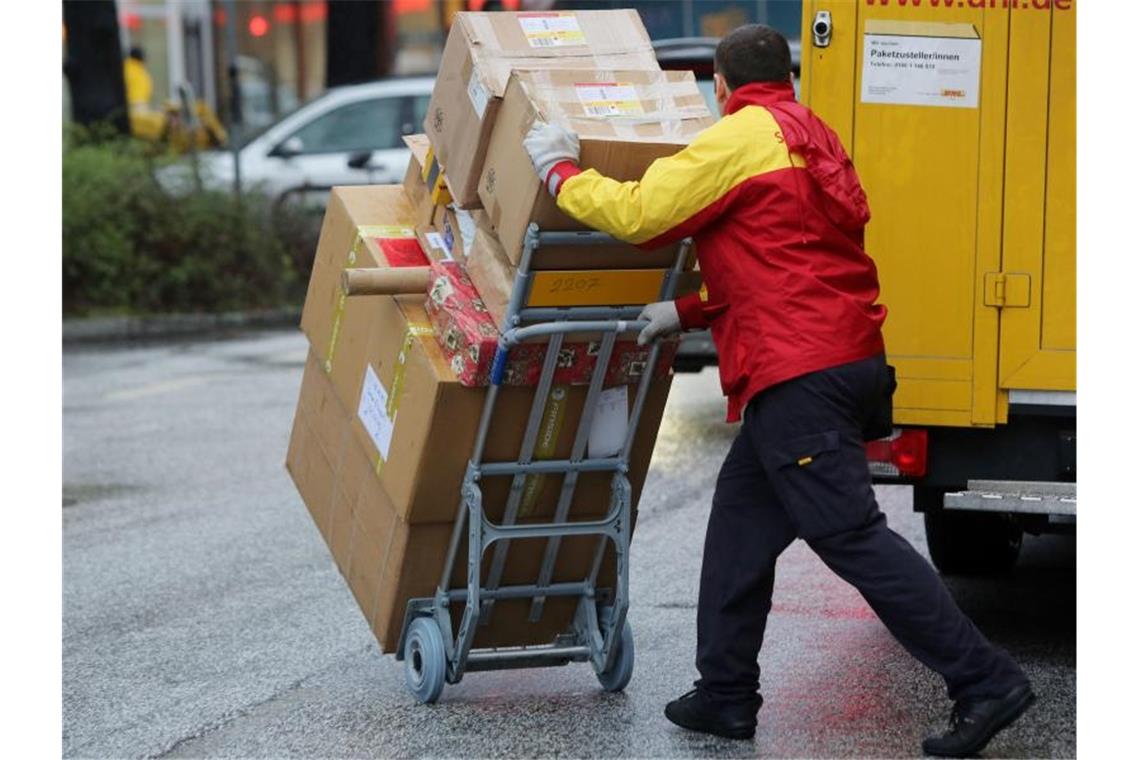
[{"x1": 799, "y1": 1, "x2": 1075, "y2": 573}]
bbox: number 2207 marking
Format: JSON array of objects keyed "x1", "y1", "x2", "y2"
[{"x1": 547, "y1": 276, "x2": 601, "y2": 293}]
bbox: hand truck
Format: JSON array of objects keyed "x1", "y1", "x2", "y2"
[{"x1": 394, "y1": 224, "x2": 690, "y2": 703}]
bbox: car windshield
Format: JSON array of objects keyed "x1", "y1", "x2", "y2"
[{"x1": 232, "y1": 97, "x2": 314, "y2": 149}]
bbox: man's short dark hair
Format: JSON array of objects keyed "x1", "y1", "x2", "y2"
[
  {"x1": 714, "y1": 24, "x2": 792, "y2": 89},
  {"x1": 129, "y1": 46, "x2": 146, "y2": 62}
]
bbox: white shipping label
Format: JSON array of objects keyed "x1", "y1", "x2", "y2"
[
  {"x1": 574, "y1": 82, "x2": 645, "y2": 117},
  {"x1": 588, "y1": 385, "x2": 629, "y2": 460},
  {"x1": 424, "y1": 231, "x2": 452, "y2": 259},
  {"x1": 467, "y1": 69, "x2": 489, "y2": 120},
  {"x1": 518, "y1": 12, "x2": 586, "y2": 48},
  {"x1": 357, "y1": 364, "x2": 394, "y2": 461},
  {"x1": 861, "y1": 33, "x2": 981, "y2": 109},
  {"x1": 455, "y1": 207, "x2": 478, "y2": 254}
]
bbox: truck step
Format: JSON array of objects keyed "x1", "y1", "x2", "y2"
[{"x1": 943, "y1": 480, "x2": 1076, "y2": 517}]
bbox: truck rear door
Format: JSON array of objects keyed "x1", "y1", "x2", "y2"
[{"x1": 801, "y1": 1, "x2": 1075, "y2": 427}]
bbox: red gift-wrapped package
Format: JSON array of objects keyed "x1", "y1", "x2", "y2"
[{"x1": 424, "y1": 262, "x2": 675, "y2": 387}]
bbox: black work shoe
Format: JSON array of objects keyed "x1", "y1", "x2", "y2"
[
  {"x1": 664, "y1": 688, "x2": 760, "y2": 740},
  {"x1": 922, "y1": 683, "x2": 1036, "y2": 758}
]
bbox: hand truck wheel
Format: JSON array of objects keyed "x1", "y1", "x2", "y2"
[
  {"x1": 404, "y1": 616, "x2": 446, "y2": 704},
  {"x1": 596, "y1": 617, "x2": 635, "y2": 693}
]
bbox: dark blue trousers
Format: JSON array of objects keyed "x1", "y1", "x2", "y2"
[{"x1": 695, "y1": 354, "x2": 1029, "y2": 705}]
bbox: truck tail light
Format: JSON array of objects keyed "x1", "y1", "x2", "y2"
[{"x1": 865, "y1": 428, "x2": 928, "y2": 478}]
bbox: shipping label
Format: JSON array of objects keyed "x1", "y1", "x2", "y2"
[
  {"x1": 424, "y1": 231, "x2": 452, "y2": 260},
  {"x1": 466, "y1": 69, "x2": 489, "y2": 120},
  {"x1": 518, "y1": 12, "x2": 586, "y2": 48},
  {"x1": 588, "y1": 385, "x2": 629, "y2": 459},
  {"x1": 574, "y1": 83, "x2": 645, "y2": 117},
  {"x1": 358, "y1": 364, "x2": 394, "y2": 462},
  {"x1": 861, "y1": 32, "x2": 981, "y2": 109}
]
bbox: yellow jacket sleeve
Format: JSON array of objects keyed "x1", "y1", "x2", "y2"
[{"x1": 554, "y1": 117, "x2": 751, "y2": 248}]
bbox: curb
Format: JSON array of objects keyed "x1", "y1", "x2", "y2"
[{"x1": 63, "y1": 307, "x2": 302, "y2": 345}]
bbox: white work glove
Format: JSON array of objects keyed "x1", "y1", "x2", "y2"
[
  {"x1": 637, "y1": 301, "x2": 682, "y2": 346},
  {"x1": 524, "y1": 122, "x2": 580, "y2": 196}
]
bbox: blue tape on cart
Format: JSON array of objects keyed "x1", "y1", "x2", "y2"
[{"x1": 490, "y1": 345, "x2": 509, "y2": 386}]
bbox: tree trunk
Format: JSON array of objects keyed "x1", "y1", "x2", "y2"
[{"x1": 63, "y1": 0, "x2": 129, "y2": 134}]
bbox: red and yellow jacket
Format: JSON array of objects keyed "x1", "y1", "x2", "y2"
[{"x1": 548, "y1": 81, "x2": 888, "y2": 422}]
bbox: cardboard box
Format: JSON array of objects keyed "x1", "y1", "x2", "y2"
[
  {"x1": 401, "y1": 134, "x2": 438, "y2": 229},
  {"x1": 339, "y1": 292, "x2": 671, "y2": 524},
  {"x1": 301, "y1": 185, "x2": 432, "y2": 377},
  {"x1": 479, "y1": 68, "x2": 716, "y2": 267},
  {"x1": 287, "y1": 348, "x2": 639, "y2": 653},
  {"x1": 425, "y1": 10, "x2": 660, "y2": 207}
]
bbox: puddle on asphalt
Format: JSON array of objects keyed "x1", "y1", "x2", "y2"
[{"x1": 63, "y1": 483, "x2": 142, "y2": 508}]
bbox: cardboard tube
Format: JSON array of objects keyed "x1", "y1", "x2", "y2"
[{"x1": 342, "y1": 267, "x2": 431, "y2": 296}]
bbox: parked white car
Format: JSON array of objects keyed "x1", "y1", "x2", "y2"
[{"x1": 177, "y1": 77, "x2": 435, "y2": 202}]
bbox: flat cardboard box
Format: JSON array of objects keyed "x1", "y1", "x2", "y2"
[
  {"x1": 338, "y1": 292, "x2": 671, "y2": 524},
  {"x1": 479, "y1": 69, "x2": 716, "y2": 268},
  {"x1": 287, "y1": 349, "x2": 634, "y2": 653},
  {"x1": 401, "y1": 134, "x2": 437, "y2": 229},
  {"x1": 425, "y1": 10, "x2": 660, "y2": 207}
]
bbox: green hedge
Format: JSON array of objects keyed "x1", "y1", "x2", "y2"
[{"x1": 62, "y1": 129, "x2": 317, "y2": 316}]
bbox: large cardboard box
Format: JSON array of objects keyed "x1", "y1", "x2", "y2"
[
  {"x1": 302, "y1": 187, "x2": 673, "y2": 526},
  {"x1": 301, "y1": 185, "x2": 433, "y2": 377},
  {"x1": 287, "y1": 350, "x2": 640, "y2": 653},
  {"x1": 479, "y1": 69, "x2": 716, "y2": 267},
  {"x1": 337, "y1": 292, "x2": 671, "y2": 525},
  {"x1": 425, "y1": 10, "x2": 660, "y2": 208}
]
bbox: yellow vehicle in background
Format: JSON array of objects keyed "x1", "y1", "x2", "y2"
[{"x1": 800, "y1": 1, "x2": 1076, "y2": 573}]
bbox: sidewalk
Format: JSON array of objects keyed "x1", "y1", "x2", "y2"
[{"x1": 63, "y1": 307, "x2": 301, "y2": 345}]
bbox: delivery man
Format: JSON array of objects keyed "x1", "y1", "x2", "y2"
[{"x1": 523, "y1": 23, "x2": 1034, "y2": 759}]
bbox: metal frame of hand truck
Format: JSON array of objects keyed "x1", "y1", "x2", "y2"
[{"x1": 394, "y1": 223, "x2": 689, "y2": 703}]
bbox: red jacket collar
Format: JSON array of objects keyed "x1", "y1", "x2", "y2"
[{"x1": 724, "y1": 81, "x2": 797, "y2": 115}]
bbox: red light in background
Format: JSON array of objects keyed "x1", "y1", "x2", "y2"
[
  {"x1": 273, "y1": 5, "x2": 297, "y2": 24},
  {"x1": 124, "y1": 13, "x2": 142, "y2": 31},
  {"x1": 300, "y1": 1, "x2": 327, "y2": 23},
  {"x1": 395, "y1": 0, "x2": 432, "y2": 12},
  {"x1": 249, "y1": 14, "x2": 270, "y2": 37}
]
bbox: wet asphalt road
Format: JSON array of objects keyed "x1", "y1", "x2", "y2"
[{"x1": 63, "y1": 329, "x2": 1075, "y2": 759}]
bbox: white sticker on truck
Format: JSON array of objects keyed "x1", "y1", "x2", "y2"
[{"x1": 861, "y1": 33, "x2": 981, "y2": 109}]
